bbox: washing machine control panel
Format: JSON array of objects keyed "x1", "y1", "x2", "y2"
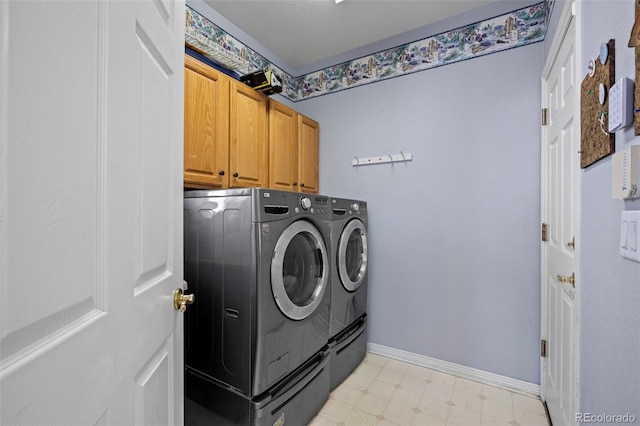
[
  {"x1": 293, "y1": 196, "x2": 330, "y2": 217},
  {"x1": 300, "y1": 197, "x2": 312, "y2": 210}
]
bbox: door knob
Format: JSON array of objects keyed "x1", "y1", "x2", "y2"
[
  {"x1": 173, "y1": 288, "x2": 195, "y2": 312},
  {"x1": 556, "y1": 273, "x2": 575, "y2": 287},
  {"x1": 567, "y1": 237, "x2": 575, "y2": 248}
]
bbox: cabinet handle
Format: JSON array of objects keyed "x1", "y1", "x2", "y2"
[
  {"x1": 300, "y1": 183, "x2": 305, "y2": 187},
  {"x1": 219, "y1": 170, "x2": 225, "y2": 176},
  {"x1": 233, "y1": 172, "x2": 239, "y2": 178},
  {"x1": 292, "y1": 182, "x2": 298, "y2": 186}
]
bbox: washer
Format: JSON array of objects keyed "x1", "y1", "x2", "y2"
[
  {"x1": 327, "y1": 197, "x2": 369, "y2": 390},
  {"x1": 183, "y1": 188, "x2": 331, "y2": 425}
]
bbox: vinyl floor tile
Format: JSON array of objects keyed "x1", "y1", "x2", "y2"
[{"x1": 309, "y1": 353, "x2": 550, "y2": 426}]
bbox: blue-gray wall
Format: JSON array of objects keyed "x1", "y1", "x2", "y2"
[
  {"x1": 578, "y1": 0, "x2": 640, "y2": 418},
  {"x1": 298, "y1": 41, "x2": 543, "y2": 384}
]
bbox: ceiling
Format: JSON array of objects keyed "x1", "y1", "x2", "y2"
[{"x1": 202, "y1": 0, "x2": 525, "y2": 71}]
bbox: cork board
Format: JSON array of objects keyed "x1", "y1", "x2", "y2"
[
  {"x1": 580, "y1": 39, "x2": 616, "y2": 168},
  {"x1": 635, "y1": 0, "x2": 640, "y2": 135}
]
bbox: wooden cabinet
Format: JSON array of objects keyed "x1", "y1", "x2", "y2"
[
  {"x1": 183, "y1": 56, "x2": 267, "y2": 189},
  {"x1": 229, "y1": 80, "x2": 268, "y2": 188},
  {"x1": 183, "y1": 56, "x2": 316, "y2": 192},
  {"x1": 268, "y1": 100, "x2": 319, "y2": 194},
  {"x1": 183, "y1": 55, "x2": 229, "y2": 189},
  {"x1": 268, "y1": 101, "x2": 298, "y2": 191},
  {"x1": 297, "y1": 114, "x2": 319, "y2": 194}
]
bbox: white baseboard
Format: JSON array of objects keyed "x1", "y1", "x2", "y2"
[{"x1": 367, "y1": 342, "x2": 540, "y2": 398}]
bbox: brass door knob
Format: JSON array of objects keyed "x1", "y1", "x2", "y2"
[
  {"x1": 173, "y1": 288, "x2": 195, "y2": 312},
  {"x1": 556, "y1": 273, "x2": 575, "y2": 287}
]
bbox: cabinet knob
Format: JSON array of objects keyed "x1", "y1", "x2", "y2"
[
  {"x1": 233, "y1": 172, "x2": 239, "y2": 178},
  {"x1": 292, "y1": 182, "x2": 298, "y2": 186},
  {"x1": 300, "y1": 183, "x2": 305, "y2": 187},
  {"x1": 219, "y1": 170, "x2": 225, "y2": 176}
]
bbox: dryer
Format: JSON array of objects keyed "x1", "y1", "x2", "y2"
[
  {"x1": 327, "y1": 197, "x2": 369, "y2": 390},
  {"x1": 183, "y1": 188, "x2": 332, "y2": 425}
]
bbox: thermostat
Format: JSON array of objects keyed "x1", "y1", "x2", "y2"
[{"x1": 612, "y1": 145, "x2": 640, "y2": 199}]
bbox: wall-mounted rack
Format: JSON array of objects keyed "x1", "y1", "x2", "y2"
[{"x1": 352, "y1": 152, "x2": 413, "y2": 167}]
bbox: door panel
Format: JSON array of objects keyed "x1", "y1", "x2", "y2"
[
  {"x1": 229, "y1": 81, "x2": 267, "y2": 188},
  {"x1": 134, "y1": 340, "x2": 174, "y2": 426},
  {"x1": 184, "y1": 57, "x2": 230, "y2": 188},
  {"x1": 136, "y1": 11, "x2": 174, "y2": 289},
  {"x1": 0, "y1": 1, "x2": 185, "y2": 424},
  {"x1": 298, "y1": 115, "x2": 319, "y2": 194},
  {"x1": 1, "y1": 0, "x2": 103, "y2": 365},
  {"x1": 542, "y1": 14, "x2": 577, "y2": 426},
  {"x1": 269, "y1": 100, "x2": 298, "y2": 191}
]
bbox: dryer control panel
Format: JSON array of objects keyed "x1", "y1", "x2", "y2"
[
  {"x1": 300, "y1": 197, "x2": 312, "y2": 210},
  {"x1": 258, "y1": 189, "x2": 330, "y2": 220},
  {"x1": 309, "y1": 196, "x2": 330, "y2": 215},
  {"x1": 295, "y1": 195, "x2": 330, "y2": 216}
]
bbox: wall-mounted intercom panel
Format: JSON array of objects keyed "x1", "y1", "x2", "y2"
[
  {"x1": 612, "y1": 145, "x2": 640, "y2": 199},
  {"x1": 608, "y1": 77, "x2": 635, "y2": 132}
]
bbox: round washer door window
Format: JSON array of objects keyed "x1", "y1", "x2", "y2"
[
  {"x1": 271, "y1": 220, "x2": 328, "y2": 320},
  {"x1": 338, "y1": 219, "x2": 368, "y2": 292}
]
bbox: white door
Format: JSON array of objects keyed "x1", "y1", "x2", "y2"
[
  {"x1": 0, "y1": 1, "x2": 185, "y2": 424},
  {"x1": 541, "y1": 4, "x2": 580, "y2": 425}
]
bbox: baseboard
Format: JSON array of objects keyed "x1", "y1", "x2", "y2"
[{"x1": 367, "y1": 342, "x2": 540, "y2": 398}]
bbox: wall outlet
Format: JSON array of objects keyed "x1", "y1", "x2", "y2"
[{"x1": 608, "y1": 77, "x2": 634, "y2": 132}]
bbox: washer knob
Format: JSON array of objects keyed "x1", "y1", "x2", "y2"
[
  {"x1": 351, "y1": 202, "x2": 360, "y2": 212},
  {"x1": 300, "y1": 197, "x2": 312, "y2": 210}
]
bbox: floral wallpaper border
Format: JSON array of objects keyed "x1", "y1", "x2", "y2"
[{"x1": 186, "y1": 2, "x2": 549, "y2": 102}]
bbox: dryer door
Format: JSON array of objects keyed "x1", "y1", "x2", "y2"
[
  {"x1": 338, "y1": 219, "x2": 368, "y2": 292},
  {"x1": 271, "y1": 220, "x2": 329, "y2": 320}
]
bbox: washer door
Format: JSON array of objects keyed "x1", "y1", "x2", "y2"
[
  {"x1": 271, "y1": 220, "x2": 328, "y2": 320},
  {"x1": 338, "y1": 219, "x2": 368, "y2": 292}
]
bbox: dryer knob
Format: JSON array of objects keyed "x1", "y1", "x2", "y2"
[
  {"x1": 300, "y1": 197, "x2": 312, "y2": 210},
  {"x1": 351, "y1": 202, "x2": 360, "y2": 212}
]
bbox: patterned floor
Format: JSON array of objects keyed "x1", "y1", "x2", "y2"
[{"x1": 309, "y1": 353, "x2": 550, "y2": 426}]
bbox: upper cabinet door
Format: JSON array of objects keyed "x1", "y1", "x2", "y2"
[
  {"x1": 268, "y1": 100, "x2": 298, "y2": 191},
  {"x1": 229, "y1": 81, "x2": 268, "y2": 188},
  {"x1": 298, "y1": 114, "x2": 320, "y2": 194},
  {"x1": 184, "y1": 56, "x2": 230, "y2": 188}
]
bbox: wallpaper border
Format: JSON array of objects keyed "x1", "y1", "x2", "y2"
[{"x1": 186, "y1": 2, "x2": 550, "y2": 102}]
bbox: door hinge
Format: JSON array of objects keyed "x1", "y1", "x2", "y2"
[
  {"x1": 541, "y1": 339, "x2": 548, "y2": 357},
  {"x1": 541, "y1": 108, "x2": 548, "y2": 125},
  {"x1": 541, "y1": 223, "x2": 548, "y2": 242}
]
